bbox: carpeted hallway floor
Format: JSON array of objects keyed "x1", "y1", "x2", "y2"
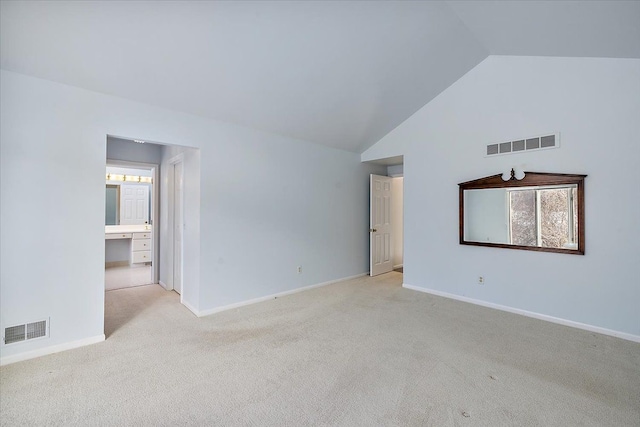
[{"x1": 1, "y1": 272, "x2": 639, "y2": 426}]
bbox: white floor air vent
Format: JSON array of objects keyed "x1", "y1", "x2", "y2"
[
  {"x1": 486, "y1": 133, "x2": 559, "y2": 157},
  {"x1": 3, "y1": 319, "x2": 49, "y2": 345}
]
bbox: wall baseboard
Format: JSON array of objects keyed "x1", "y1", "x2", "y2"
[
  {"x1": 158, "y1": 280, "x2": 169, "y2": 291},
  {"x1": 402, "y1": 283, "x2": 640, "y2": 343},
  {"x1": 181, "y1": 299, "x2": 200, "y2": 317},
  {"x1": 393, "y1": 264, "x2": 403, "y2": 269},
  {"x1": 197, "y1": 273, "x2": 369, "y2": 318},
  {"x1": 0, "y1": 334, "x2": 105, "y2": 366}
]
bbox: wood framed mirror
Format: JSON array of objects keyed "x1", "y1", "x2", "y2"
[{"x1": 459, "y1": 170, "x2": 586, "y2": 255}]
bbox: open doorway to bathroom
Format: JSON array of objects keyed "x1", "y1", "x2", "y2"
[
  {"x1": 103, "y1": 135, "x2": 201, "y2": 337},
  {"x1": 105, "y1": 137, "x2": 161, "y2": 291},
  {"x1": 105, "y1": 162, "x2": 157, "y2": 290}
]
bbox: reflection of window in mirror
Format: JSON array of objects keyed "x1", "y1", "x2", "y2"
[
  {"x1": 508, "y1": 185, "x2": 577, "y2": 249},
  {"x1": 105, "y1": 185, "x2": 119, "y2": 225}
]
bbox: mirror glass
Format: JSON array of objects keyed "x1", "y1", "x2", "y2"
[
  {"x1": 105, "y1": 185, "x2": 119, "y2": 225},
  {"x1": 464, "y1": 185, "x2": 578, "y2": 249},
  {"x1": 459, "y1": 172, "x2": 586, "y2": 255}
]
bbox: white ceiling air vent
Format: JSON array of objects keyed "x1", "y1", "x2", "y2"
[
  {"x1": 3, "y1": 319, "x2": 49, "y2": 345},
  {"x1": 486, "y1": 133, "x2": 560, "y2": 157}
]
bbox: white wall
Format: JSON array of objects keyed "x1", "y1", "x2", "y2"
[
  {"x1": 196, "y1": 137, "x2": 385, "y2": 309},
  {"x1": 387, "y1": 164, "x2": 404, "y2": 177},
  {"x1": 362, "y1": 56, "x2": 640, "y2": 338},
  {"x1": 106, "y1": 166, "x2": 152, "y2": 177},
  {"x1": 0, "y1": 70, "x2": 385, "y2": 362}
]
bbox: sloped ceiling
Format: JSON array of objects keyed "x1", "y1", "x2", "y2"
[
  {"x1": 447, "y1": 1, "x2": 640, "y2": 58},
  {"x1": 1, "y1": 1, "x2": 638, "y2": 153}
]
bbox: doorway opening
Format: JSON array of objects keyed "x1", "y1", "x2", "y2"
[
  {"x1": 103, "y1": 135, "x2": 201, "y2": 313},
  {"x1": 103, "y1": 135, "x2": 201, "y2": 336},
  {"x1": 105, "y1": 161, "x2": 158, "y2": 290},
  {"x1": 367, "y1": 157, "x2": 404, "y2": 278}
]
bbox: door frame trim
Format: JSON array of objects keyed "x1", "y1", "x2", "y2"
[{"x1": 168, "y1": 153, "x2": 184, "y2": 301}]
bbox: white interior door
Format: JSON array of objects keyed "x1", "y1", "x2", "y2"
[
  {"x1": 370, "y1": 174, "x2": 393, "y2": 276},
  {"x1": 173, "y1": 161, "x2": 184, "y2": 295},
  {"x1": 120, "y1": 184, "x2": 149, "y2": 225}
]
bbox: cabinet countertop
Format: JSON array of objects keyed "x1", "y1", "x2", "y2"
[{"x1": 105, "y1": 225, "x2": 152, "y2": 234}]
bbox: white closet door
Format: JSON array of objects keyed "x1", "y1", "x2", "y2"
[{"x1": 120, "y1": 184, "x2": 149, "y2": 225}]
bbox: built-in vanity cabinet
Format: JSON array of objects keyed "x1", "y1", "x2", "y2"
[
  {"x1": 105, "y1": 233, "x2": 132, "y2": 240},
  {"x1": 131, "y1": 232, "x2": 152, "y2": 263},
  {"x1": 105, "y1": 225, "x2": 153, "y2": 266}
]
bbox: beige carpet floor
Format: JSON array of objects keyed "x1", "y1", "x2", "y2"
[{"x1": 1, "y1": 272, "x2": 639, "y2": 426}]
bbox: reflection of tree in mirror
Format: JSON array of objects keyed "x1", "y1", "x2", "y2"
[
  {"x1": 540, "y1": 189, "x2": 570, "y2": 248},
  {"x1": 509, "y1": 186, "x2": 577, "y2": 249},
  {"x1": 510, "y1": 190, "x2": 536, "y2": 246}
]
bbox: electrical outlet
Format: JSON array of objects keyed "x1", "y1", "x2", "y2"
[
  {"x1": 478, "y1": 276, "x2": 484, "y2": 285},
  {"x1": 297, "y1": 266, "x2": 302, "y2": 274}
]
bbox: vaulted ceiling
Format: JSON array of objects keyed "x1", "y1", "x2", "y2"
[{"x1": 2, "y1": 1, "x2": 639, "y2": 153}]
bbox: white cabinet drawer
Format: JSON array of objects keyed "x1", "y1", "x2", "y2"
[
  {"x1": 132, "y1": 239, "x2": 151, "y2": 251},
  {"x1": 132, "y1": 250, "x2": 151, "y2": 264},
  {"x1": 133, "y1": 232, "x2": 152, "y2": 239},
  {"x1": 105, "y1": 233, "x2": 132, "y2": 240}
]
